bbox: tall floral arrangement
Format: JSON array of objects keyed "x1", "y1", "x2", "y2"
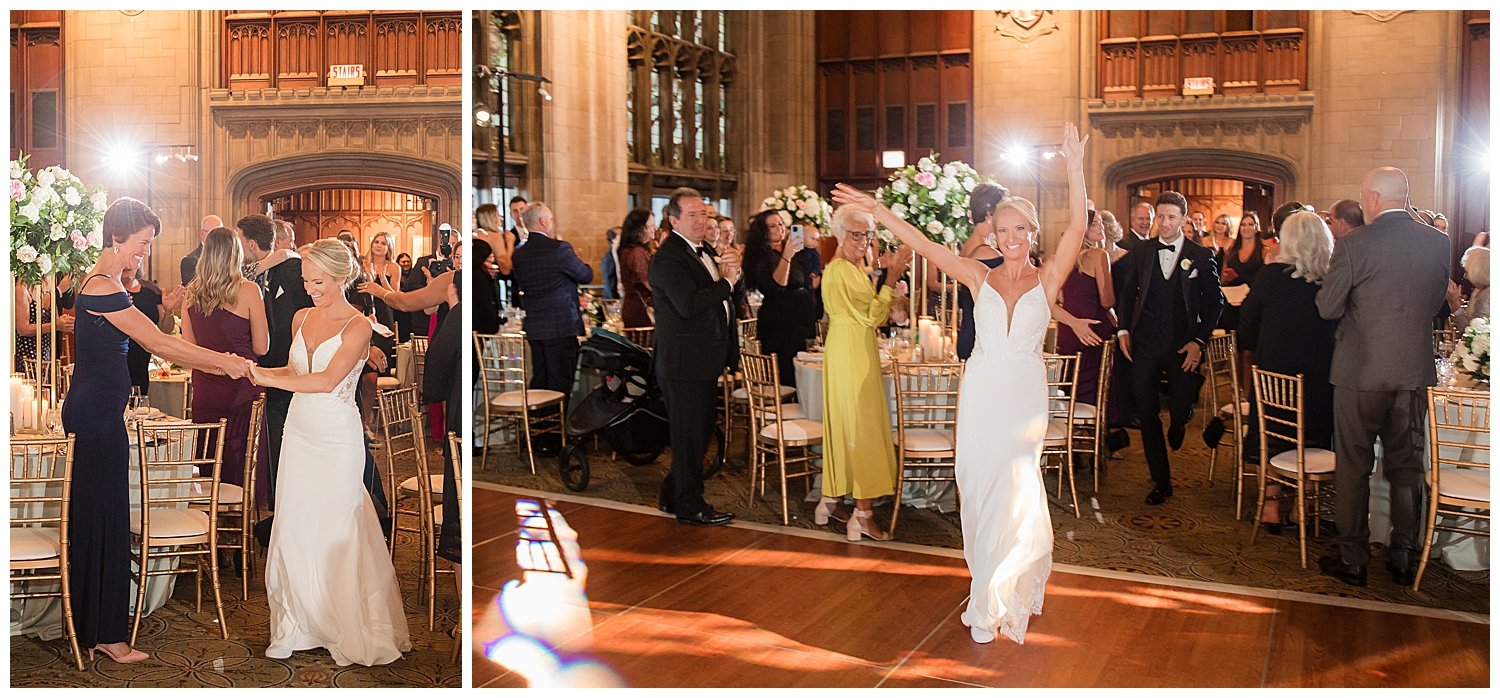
[
  {"x1": 761, "y1": 185, "x2": 833, "y2": 236},
  {"x1": 1449, "y1": 316, "x2": 1490, "y2": 385},
  {"x1": 10, "y1": 155, "x2": 109, "y2": 288},
  {"x1": 875, "y1": 154, "x2": 989, "y2": 246}
]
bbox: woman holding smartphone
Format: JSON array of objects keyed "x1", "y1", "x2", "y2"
[{"x1": 743, "y1": 210, "x2": 821, "y2": 387}]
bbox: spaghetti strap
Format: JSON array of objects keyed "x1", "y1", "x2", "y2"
[{"x1": 336, "y1": 313, "x2": 362, "y2": 336}]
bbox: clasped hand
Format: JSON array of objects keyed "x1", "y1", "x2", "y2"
[{"x1": 717, "y1": 246, "x2": 743, "y2": 283}]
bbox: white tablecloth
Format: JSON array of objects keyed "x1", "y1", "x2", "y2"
[
  {"x1": 147, "y1": 371, "x2": 191, "y2": 418},
  {"x1": 1369, "y1": 395, "x2": 1489, "y2": 571},
  {"x1": 10, "y1": 422, "x2": 194, "y2": 640},
  {"x1": 792, "y1": 353, "x2": 957, "y2": 513}
]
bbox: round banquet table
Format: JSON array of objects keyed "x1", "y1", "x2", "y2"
[
  {"x1": 146, "y1": 369, "x2": 191, "y2": 418},
  {"x1": 10, "y1": 417, "x2": 195, "y2": 640}
]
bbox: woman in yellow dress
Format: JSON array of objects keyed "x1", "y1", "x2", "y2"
[{"x1": 814, "y1": 205, "x2": 913, "y2": 541}]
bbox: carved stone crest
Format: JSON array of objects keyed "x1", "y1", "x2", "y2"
[
  {"x1": 1350, "y1": 10, "x2": 1412, "y2": 24},
  {"x1": 994, "y1": 10, "x2": 1059, "y2": 43}
]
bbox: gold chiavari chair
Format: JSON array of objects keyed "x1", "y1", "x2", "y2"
[
  {"x1": 1433, "y1": 328, "x2": 1462, "y2": 355},
  {"x1": 377, "y1": 386, "x2": 447, "y2": 630},
  {"x1": 742, "y1": 351, "x2": 823, "y2": 525},
  {"x1": 130, "y1": 419, "x2": 230, "y2": 644},
  {"x1": 445, "y1": 430, "x2": 464, "y2": 662},
  {"x1": 620, "y1": 326, "x2": 655, "y2": 350},
  {"x1": 891, "y1": 361, "x2": 964, "y2": 536},
  {"x1": 10, "y1": 435, "x2": 84, "y2": 670},
  {"x1": 738, "y1": 318, "x2": 758, "y2": 350},
  {"x1": 1206, "y1": 332, "x2": 1254, "y2": 517},
  {"x1": 1070, "y1": 338, "x2": 1115, "y2": 493},
  {"x1": 1248, "y1": 368, "x2": 1337, "y2": 568},
  {"x1": 1414, "y1": 388, "x2": 1490, "y2": 591},
  {"x1": 1041, "y1": 353, "x2": 1083, "y2": 518},
  {"x1": 474, "y1": 332, "x2": 566, "y2": 474},
  {"x1": 192, "y1": 397, "x2": 266, "y2": 600},
  {"x1": 410, "y1": 334, "x2": 431, "y2": 428},
  {"x1": 22, "y1": 357, "x2": 62, "y2": 405}
]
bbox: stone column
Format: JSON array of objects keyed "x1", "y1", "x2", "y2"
[{"x1": 730, "y1": 10, "x2": 817, "y2": 218}]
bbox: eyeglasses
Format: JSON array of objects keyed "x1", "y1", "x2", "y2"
[{"x1": 845, "y1": 230, "x2": 873, "y2": 241}]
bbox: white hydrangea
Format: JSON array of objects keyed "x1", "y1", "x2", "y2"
[
  {"x1": 91, "y1": 191, "x2": 108, "y2": 209},
  {"x1": 16, "y1": 245, "x2": 38, "y2": 263},
  {"x1": 35, "y1": 169, "x2": 55, "y2": 188},
  {"x1": 890, "y1": 203, "x2": 908, "y2": 218},
  {"x1": 9, "y1": 163, "x2": 21, "y2": 180},
  {"x1": 963, "y1": 177, "x2": 977, "y2": 192},
  {"x1": 31, "y1": 185, "x2": 54, "y2": 205},
  {"x1": 918, "y1": 157, "x2": 934, "y2": 169},
  {"x1": 88, "y1": 228, "x2": 103, "y2": 249},
  {"x1": 64, "y1": 186, "x2": 81, "y2": 206}
]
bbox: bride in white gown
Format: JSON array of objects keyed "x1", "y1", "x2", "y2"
[
  {"x1": 250, "y1": 239, "x2": 410, "y2": 665},
  {"x1": 833, "y1": 123, "x2": 1089, "y2": 644}
]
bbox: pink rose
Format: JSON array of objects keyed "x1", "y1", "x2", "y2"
[
  {"x1": 71, "y1": 230, "x2": 89, "y2": 250},
  {"x1": 9, "y1": 180, "x2": 22, "y2": 201},
  {"x1": 915, "y1": 172, "x2": 937, "y2": 189}
]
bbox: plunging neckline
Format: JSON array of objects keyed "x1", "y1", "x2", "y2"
[
  {"x1": 981, "y1": 281, "x2": 1043, "y2": 337},
  {"x1": 296, "y1": 312, "x2": 358, "y2": 369}
]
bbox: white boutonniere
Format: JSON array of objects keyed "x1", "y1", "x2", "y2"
[{"x1": 1179, "y1": 258, "x2": 1192, "y2": 272}]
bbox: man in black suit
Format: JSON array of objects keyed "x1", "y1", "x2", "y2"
[
  {"x1": 1314, "y1": 167, "x2": 1451, "y2": 587},
  {"x1": 1118, "y1": 201, "x2": 1155, "y2": 254},
  {"x1": 650, "y1": 187, "x2": 742, "y2": 526},
  {"x1": 180, "y1": 214, "x2": 222, "y2": 285},
  {"x1": 236, "y1": 214, "x2": 314, "y2": 507},
  {"x1": 1116, "y1": 191, "x2": 1225, "y2": 505}
]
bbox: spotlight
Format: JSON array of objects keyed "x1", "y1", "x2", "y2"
[
  {"x1": 537, "y1": 86, "x2": 552, "y2": 102},
  {"x1": 1041, "y1": 150, "x2": 1057, "y2": 161},
  {"x1": 1003, "y1": 147, "x2": 1030, "y2": 164},
  {"x1": 155, "y1": 153, "x2": 170, "y2": 164},
  {"x1": 101, "y1": 143, "x2": 143, "y2": 172},
  {"x1": 475, "y1": 107, "x2": 493, "y2": 126}
]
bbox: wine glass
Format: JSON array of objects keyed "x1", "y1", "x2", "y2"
[{"x1": 1436, "y1": 357, "x2": 1455, "y2": 386}]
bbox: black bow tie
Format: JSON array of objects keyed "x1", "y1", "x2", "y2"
[
  {"x1": 1157, "y1": 241, "x2": 1178, "y2": 252},
  {"x1": 696, "y1": 245, "x2": 713, "y2": 258}
]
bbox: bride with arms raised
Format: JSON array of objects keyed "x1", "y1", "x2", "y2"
[
  {"x1": 249, "y1": 238, "x2": 410, "y2": 665},
  {"x1": 832, "y1": 122, "x2": 1089, "y2": 644}
]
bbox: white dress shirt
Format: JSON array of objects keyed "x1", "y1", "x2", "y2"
[
  {"x1": 674, "y1": 231, "x2": 732, "y2": 322},
  {"x1": 1157, "y1": 236, "x2": 1184, "y2": 279}
]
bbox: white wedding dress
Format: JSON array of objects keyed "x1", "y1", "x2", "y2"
[
  {"x1": 955, "y1": 277, "x2": 1054, "y2": 644},
  {"x1": 264, "y1": 316, "x2": 411, "y2": 665}
]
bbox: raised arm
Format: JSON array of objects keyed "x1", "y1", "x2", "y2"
[
  {"x1": 831, "y1": 184, "x2": 989, "y2": 294},
  {"x1": 373, "y1": 269, "x2": 457, "y2": 312},
  {"x1": 1041, "y1": 123, "x2": 1090, "y2": 296}
]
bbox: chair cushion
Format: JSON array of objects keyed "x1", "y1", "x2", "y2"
[
  {"x1": 491, "y1": 389, "x2": 565, "y2": 409},
  {"x1": 10, "y1": 527, "x2": 61, "y2": 562},
  {"x1": 401, "y1": 474, "x2": 445, "y2": 496},
  {"x1": 1044, "y1": 419, "x2": 1071, "y2": 444},
  {"x1": 1072, "y1": 403, "x2": 1098, "y2": 422},
  {"x1": 1438, "y1": 467, "x2": 1490, "y2": 502},
  {"x1": 215, "y1": 483, "x2": 244, "y2": 506},
  {"x1": 1269, "y1": 448, "x2": 1337, "y2": 475},
  {"x1": 900, "y1": 428, "x2": 956, "y2": 453},
  {"x1": 756, "y1": 402, "x2": 807, "y2": 421},
  {"x1": 376, "y1": 376, "x2": 401, "y2": 390},
  {"x1": 760, "y1": 419, "x2": 823, "y2": 443},
  {"x1": 1220, "y1": 401, "x2": 1249, "y2": 418},
  {"x1": 433, "y1": 505, "x2": 444, "y2": 526},
  {"x1": 732, "y1": 384, "x2": 797, "y2": 401},
  {"x1": 129, "y1": 508, "x2": 212, "y2": 538}
]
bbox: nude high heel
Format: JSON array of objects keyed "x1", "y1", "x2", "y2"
[
  {"x1": 90, "y1": 644, "x2": 149, "y2": 664},
  {"x1": 813, "y1": 497, "x2": 848, "y2": 525},
  {"x1": 846, "y1": 509, "x2": 892, "y2": 542}
]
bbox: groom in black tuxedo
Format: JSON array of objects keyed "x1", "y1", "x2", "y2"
[
  {"x1": 649, "y1": 187, "x2": 741, "y2": 526},
  {"x1": 1115, "y1": 191, "x2": 1224, "y2": 505}
]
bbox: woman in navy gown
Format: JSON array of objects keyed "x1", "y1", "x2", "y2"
[{"x1": 63, "y1": 198, "x2": 251, "y2": 663}]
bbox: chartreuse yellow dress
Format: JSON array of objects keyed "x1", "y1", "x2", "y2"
[{"x1": 820, "y1": 257, "x2": 898, "y2": 500}]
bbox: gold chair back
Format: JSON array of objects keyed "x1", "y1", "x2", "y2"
[
  {"x1": 1415, "y1": 388, "x2": 1491, "y2": 590},
  {"x1": 891, "y1": 361, "x2": 963, "y2": 535},
  {"x1": 621, "y1": 326, "x2": 655, "y2": 350},
  {"x1": 1041, "y1": 353, "x2": 1083, "y2": 517},
  {"x1": 8, "y1": 435, "x2": 83, "y2": 669},
  {"x1": 1249, "y1": 367, "x2": 1336, "y2": 568},
  {"x1": 1206, "y1": 331, "x2": 1250, "y2": 514}
]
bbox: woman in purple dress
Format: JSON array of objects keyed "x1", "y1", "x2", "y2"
[
  {"x1": 1055, "y1": 209, "x2": 1118, "y2": 424},
  {"x1": 182, "y1": 227, "x2": 270, "y2": 500}
]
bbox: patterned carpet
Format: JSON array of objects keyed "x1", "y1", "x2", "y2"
[
  {"x1": 10, "y1": 438, "x2": 461, "y2": 688},
  {"x1": 476, "y1": 419, "x2": 1489, "y2": 616}
]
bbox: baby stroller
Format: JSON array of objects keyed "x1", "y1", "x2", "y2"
[{"x1": 559, "y1": 328, "x2": 725, "y2": 492}]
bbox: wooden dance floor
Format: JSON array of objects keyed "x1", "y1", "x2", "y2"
[{"x1": 471, "y1": 484, "x2": 1488, "y2": 688}]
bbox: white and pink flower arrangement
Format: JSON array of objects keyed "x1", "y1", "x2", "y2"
[
  {"x1": 875, "y1": 154, "x2": 990, "y2": 246},
  {"x1": 1449, "y1": 316, "x2": 1490, "y2": 386},
  {"x1": 760, "y1": 185, "x2": 833, "y2": 237},
  {"x1": 10, "y1": 155, "x2": 108, "y2": 288}
]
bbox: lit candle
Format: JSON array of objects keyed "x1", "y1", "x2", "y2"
[
  {"x1": 10, "y1": 375, "x2": 25, "y2": 410},
  {"x1": 16, "y1": 383, "x2": 35, "y2": 430}
]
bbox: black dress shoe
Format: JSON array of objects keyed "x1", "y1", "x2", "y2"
[
  {"x1": 677, "y1": 509, "x2": 734, "y2": 526},
  {"x1": 1167, "y1": 422, "x2": 1186, "y2": 451},
  {"x1": 657, "y1": 500, "x2": 675, "y2": 515},
  {"x1": 1317, "y1": 555, "x2": 1368, "y2": 587},
  {"x1": 1144, "y1": 486, "x2": 1173, "y2": 506},
  {"x1": 1386, "y1": 562, "x2": 1416, "y2": 586}
]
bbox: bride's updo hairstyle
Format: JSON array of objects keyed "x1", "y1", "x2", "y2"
[
  {"x1": 301, "y1": 238, "x2": 359, "y2": 289},
  {"x1": 994, "y1": 197, "x2": 1041, "y2": 235},
  {"x1": 102, "y1": 197, "x2": 161, "y2": 247}
]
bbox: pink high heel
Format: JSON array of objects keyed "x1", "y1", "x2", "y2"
[
  {"x1": 90, "y1": 643, "x2": 149, "y2": 664},
  {"x1": 813, "y1": 497, "x2": 849, "y2": 525},
  {"x1": 846, "y1": 509, "x2": 893, "y2": 542}
]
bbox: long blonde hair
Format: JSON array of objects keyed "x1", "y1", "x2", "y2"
[
  {"x1": 367, "y1": 232, "x2": 395, "y2": 266},
  {"x1": 186, "y1": 228, "x2": 244, "y2": 315}
]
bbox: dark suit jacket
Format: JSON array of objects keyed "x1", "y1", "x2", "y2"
[
  {"x1": 257, "y1": 257, "x2": 315, "y2": 369},
  {"x1": 649, "y1": 233, "x2": 738, "y2": 382},
  {"x1": 1116, "y1": 236, "x2": 1224, "y2": 351},
  {"x1": 1316, "y1": 210, "x2": 1451, "y2": 391},
  {"x1": 180, "y1": 244, "x2": 203, "y2": 286},
  {"x1": 1118, "y1": 231, "x2": 1152, "y2": 255},
  {"x1": 511, "y1": 232, "x2": 593, "y2": 341}
]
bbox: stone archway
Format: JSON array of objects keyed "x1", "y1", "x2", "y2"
[
  {"x1": 1102, "y1": 148, "x2": 1298, "y2": 217},
  {"x1": 227, "y1": 152, "x2": 462, "y2": 226}
]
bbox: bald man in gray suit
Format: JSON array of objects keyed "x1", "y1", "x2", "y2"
[{"x1": 1314, "y1": 167, "x2": 1451, "y2": 587}]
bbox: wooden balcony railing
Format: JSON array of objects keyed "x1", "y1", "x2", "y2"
[
  {"x1": 1099, "y1": 28, "x2": 1305, "y2": 99},
  {"x1": 224, "y1": 11, "x2": 461, "y2": 91}
]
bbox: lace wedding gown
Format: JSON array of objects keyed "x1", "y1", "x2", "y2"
[
  {"x1": 264, "y1": 316, "x2": 411, "y2": 665},
  {"x1": 955, "y1": 278, "x2": 1053, "y2": 644}
]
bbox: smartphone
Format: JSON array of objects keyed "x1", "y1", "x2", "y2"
[{"x1": 789, "y1": 224, "x2": 804, "y2": 247}]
